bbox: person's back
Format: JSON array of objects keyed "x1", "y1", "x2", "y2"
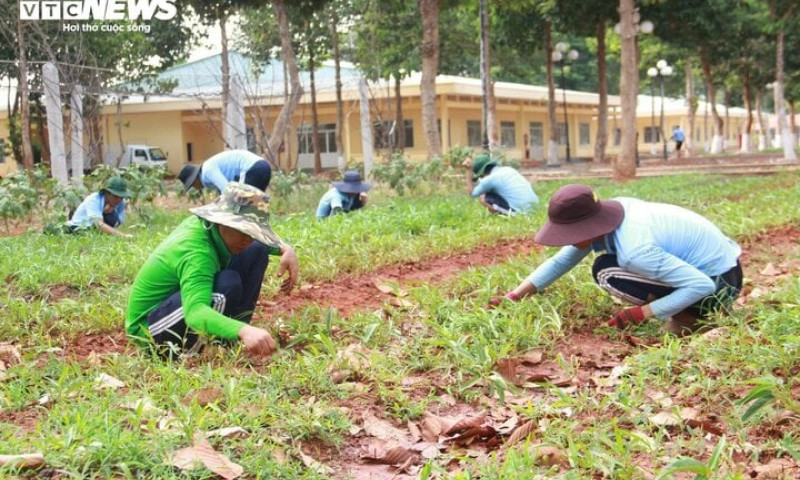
[
  {"x1": 201, "y1": 150, "x2": 264, "y2": 191},
  {"x1": 611, "y1": 197, "x2": 741, "y2": 277},
  {"x1": 475, "y1": 166, "x2": 539, "y2": 213}
]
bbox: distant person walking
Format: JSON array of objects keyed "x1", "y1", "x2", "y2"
[
  {"x1": 671, "y1": 126, "x2": 686, "y2": 159},
  {"x1": 461, "y1": 153, "x2": 539, "y2": 216},
  {"x1": 178, "y1": 149, "x2": 272, "y2": 193},
  {"x1": 316, "y1": 171, "x2": 372, "y2": 219}
]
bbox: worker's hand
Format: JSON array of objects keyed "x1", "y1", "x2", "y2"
[
  {"x1": 607, "y1": 306, "x2": 646, "y2": 329},
  {"x1": 486, "y1": 291, "x2": 521, "y2": 310},
  {"x1": 277, "y1": 246, "x2": 299, "y2": 293},
  {"x1": 359, "y1": 192, "x2": 368, "y2": 205},
  {"x1": 238, "y1": 324, "x2": 277, "y2": 357},
  {"x1": 461, "y1": 158, "x2": 472, "y2": 169}
]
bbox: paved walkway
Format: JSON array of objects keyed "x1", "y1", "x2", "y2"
[{"x1": 520, "y1": 154, "x2": 800, "y2": 181}]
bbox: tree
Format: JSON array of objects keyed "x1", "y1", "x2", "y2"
[
  {"x1": 615, "y1": 0, "x2": 638, "y2": 180},
  {"x1": 764, "y1": 0, "x2": 797, "y2": 160},
  {"x1": 418, "y1": 0, "x2": 442, "y2": 158}
]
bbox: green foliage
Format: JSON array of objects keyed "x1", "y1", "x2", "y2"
[
  {"x1": 371, "y1": 153, "x2": 448, "y2": 196},
  {"x1": 442, "y1": 144, "x2": 474, "y2": 168},
  {"x1": 0, "y1": 171, "x2": 39, "y2": 232}
]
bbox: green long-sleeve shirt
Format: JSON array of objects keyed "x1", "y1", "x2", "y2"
[{"x1": 125, "y1": 216, "x2": 244, "y2": 346}]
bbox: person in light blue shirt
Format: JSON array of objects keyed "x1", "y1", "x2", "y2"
[
  {"x1": 178, "y1": 149, "x2": 272, "y2": 193},
  {"x1": 671, "y1": 126, "x2": 686, "y2": 158},
  {"x1": 66, "y1": 176, "x2": 132, "y2": 237},
  {"x1": 489, "y1": 184, "x2": 742, "y2": 336},
  {"x1": 316, "y1": 171, "x2": 371, "y2": 219},
  {"x1": 463, "y1": 153, "x2": 538, "y2": 215}
]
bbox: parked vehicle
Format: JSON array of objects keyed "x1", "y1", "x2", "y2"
[{"x1": 104, "y1": 145, "x2": 167, "y2": 168}]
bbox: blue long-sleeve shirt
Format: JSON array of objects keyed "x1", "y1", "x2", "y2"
[
  {"x1": 526, "y1": 197, "x2": 741, "y2": 319},
  {"x1": 471, "y1": 166, "x2": 539, "y2": 213},
  {"x1": 201, "y1": 150, "x2": 263, "y2": 192},
  {"x1": 316, "y1": 188, "x2": 364, "y2": 219},
  {"x1": 68, "y1": 191, "x2": 126, "y2": 228}
]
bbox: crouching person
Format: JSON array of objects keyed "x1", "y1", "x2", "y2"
[
  {"x1": 490, "y1": 184, "x2": 743, "y2": 336},
  {"x1": 55, "y1": 176, "x2": 133, "y2": 237},
  {"x1": 125, "y1": 183, "x2": 299, "y2": 358},
  {"x1": 316, "y1": 171, "x2": 371, "y2": 219}
]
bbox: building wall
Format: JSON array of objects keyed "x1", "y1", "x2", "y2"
[
  {"x1": 0, "y1": 114, "x2": 16, "y2": 177},
  {"x1": 103, "y1": 110, "x2": 185, "y2": 172}
]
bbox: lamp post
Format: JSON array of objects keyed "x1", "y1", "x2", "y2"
[
  {"x1": 648, "y1": 60, "x2": 673, "y2": 161},
  {"x1": 552, "y1": 42, "x2": 579, "y2": 163}
]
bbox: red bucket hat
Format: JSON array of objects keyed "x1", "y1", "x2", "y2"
[{"x1": 534, "y1": 184, "x2": 624, "y2": 246}]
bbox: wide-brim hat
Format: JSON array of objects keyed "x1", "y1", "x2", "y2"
[
  {"x1": 178, "y1": 164, "x2": 201, "y2": 192},
  {"x1": 471, "y1": 154, "x2": 498, "y2": 181},
  {"x1": 190, "y1": 182, "x2": 283, "y2": 249},
  {"x1": 534, "y1": 184, "x2": 624, "y2": 246},
  {"x1": 333, "y1": 170, "x2": 372, "y2": 194},
  {"x1": 103, "y1": 176, "x2": 132, "y2": 198}
]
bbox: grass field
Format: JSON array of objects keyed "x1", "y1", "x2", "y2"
[{"x1": 1, "y1": 170, "x2": 799, "y2": 479}]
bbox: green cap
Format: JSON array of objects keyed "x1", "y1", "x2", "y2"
[
  {"x1": 190, "y1": 182, "x2": 283, "y2": 249},
  {"x1": 104, "y1": 177, "x2": 132, "y2": 198},
  {"x1": 471, "y1": 154, "x2": 498, "y2": 181}
]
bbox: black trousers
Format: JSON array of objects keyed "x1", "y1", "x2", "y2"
[
  {"x1": 147, "y1": 242, "x2": 269, "y2": 357},
  {"x1": 592, "y1": 254, "x2": 743, "y2": 318}
]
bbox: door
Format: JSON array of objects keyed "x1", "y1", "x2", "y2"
[{"x1": 529, "y1": 122, "x2": 544, "y2": 159}]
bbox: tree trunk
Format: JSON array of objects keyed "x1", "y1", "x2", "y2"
[
  {"x1": 614, "y1": 0, "x2": 637, "y2": 181},
  {"x1": 220, "y1": 12, "x2": 231, "y2": 149},
  {"x1": 699, "y1": 47, "x2": 724, "y2": 154},
  {"x1": 115, "y1": 96, "x2": 125, "y2": 167},
  {"x1": 741, "y1": 74, "x2": 753, "y2": 153},
  {"x1": 268, "y1": 0, "x2": 304, "y2": 160},
  {"x1": 480, "y1": 0, "x2": 497, "y2": 151},
  {"x1": 685, "y1": 62, "x2": 696, "y2": 155},
  {"x1": 545, "y1": 22, "x2": 559, "y2": 167},
  {"x1": 17, "y1": 19, "x2": 34, "y2": 170},
  {"x1": 774, "y1": 28, "x2": 796, "y2": 160},
  {"x1": 395, "y1": 75, "x2": 405, "y2": 152},
  {"x1": 593, "y1": 20, "x2": 608, "y2": 163},
  {"x1": 310, "y1": 45, "x2": 322, "y2": 174},
  {"x1": 755, "y1": 90, "x2": 766, "y2": 150},
  {"x1": 329, "y1": 9, "x2": 345, "y2": 170},
  {"x1": 418, "y1": 0, "x2": 442, "y2": 158}
]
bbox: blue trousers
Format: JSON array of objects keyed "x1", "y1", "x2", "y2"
[
  {"x1": 147, "y1": 242, "x2": 269, "y2": 356},
  {"x1": 591, "y1": 254, "x2": 743, "y2": 318},
  {"x1": 243, "y1": 160, "x2": 272, "y2": 191}
]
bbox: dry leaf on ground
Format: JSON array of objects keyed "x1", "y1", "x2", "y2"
[
  {"x1": 519, "y1": 350, "x2": 544, "y2": 365},
  {"x1": 205, "y1": 427, "x2": 249, "y2": 439},
  {"x1": 167, "y1": 434, "x2": 243, "y2": 479},
  {"x1": 759, "y1": 263, "x2": 780, "y2": 276},
  {"x1": 649, "y1": 411, "x2": 681, "y2": 427},
  {"x1": 181, "y1": 387, "x2": 224, "y2": 407},
  {"x1": 527, "y1": 445, "x2": 569, "y2": 469},
  {"x1": 445, "y1": 413, "x2": 487, "y2": 436},
  {"x1": 506, "y1": 420, "x2": 536, "y2": 446},
  {"x1": 298, "y1": 451, "x2": 334, "y2": 475},
  {"x1": 94, "y1": 373, "x2": 125, "y2": 390},
  {"x1": 751, "y1": 457, "x2": 800, "y2": 479},
  {"x1": 0, "y1": 453, "x2": 45, "y2": 469},
  {"x1": 495, "y1": 358, "x2": 519, "y2": 385},
  {"x1": 362, "y1": 412, "x2": 407, "y2": 442},
  {"x1": 362, "y1": 445, "x2": 419, "y2": 466}
]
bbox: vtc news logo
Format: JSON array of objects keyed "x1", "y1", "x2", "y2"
[{"x1": 20, "y1": 0, "x2": 178, "y2": 20}]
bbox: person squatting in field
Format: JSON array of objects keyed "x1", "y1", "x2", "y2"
[
  {"x1": 125, "y1": 183, "x2": 298, "y2": 358},
  {"x1": 58, "y1": 176, "x2": 133, "y2": 238},
  {"x1": 316, "y1": 170, "x2": 372, "y2": 219},
  {"x1": 490, "y1": 184, "x2": 743, "y2": 336},
  {"x1": 178, "y1": 149, "x2": 273, "y2": 194},
  {"x1": 461, "y1": 153, "x2": 539, "y2": 216}
]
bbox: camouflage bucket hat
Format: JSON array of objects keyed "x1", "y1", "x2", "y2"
[{"x1": 190, "y1": 182, "x2": 283, "y2": 248}]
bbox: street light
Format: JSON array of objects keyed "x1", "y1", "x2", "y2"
[
  {"x1": 647, "y1": 59, "x2": 673, "y2": 161},
  {"x1": 552, "y1": 42, "x2": 579, "y2": 163}
]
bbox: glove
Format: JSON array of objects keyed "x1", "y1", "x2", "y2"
[
  {"x1": 486, "y1": 292, "x2": 521, "y2": 309},
  {"x1": 607, "y1": 306, "x2": 646, "y2": 329}
]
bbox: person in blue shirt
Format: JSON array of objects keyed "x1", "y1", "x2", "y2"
[
  {"x1": 178, "y1": 149, "x2": 272, "y2": 193},
  {"x1": 65, "y1": 176, "x2": 132, "y2": 237},
  {"x1": 490, "y1": 184, "x2": 742, "y2": 336},
  {"x1": 316, "y1": 171, "x2": 371, "y2": 219},
  {"x1": 462, "y1": 154, "x2": 538, "y2": 215},
  {"x1": 671, "y1": 126, "x2": 686, "y2": 159}
]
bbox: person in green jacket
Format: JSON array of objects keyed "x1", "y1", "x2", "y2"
[{"x1": 125, "y1": 183, "x2": 298, "y2": 359}]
